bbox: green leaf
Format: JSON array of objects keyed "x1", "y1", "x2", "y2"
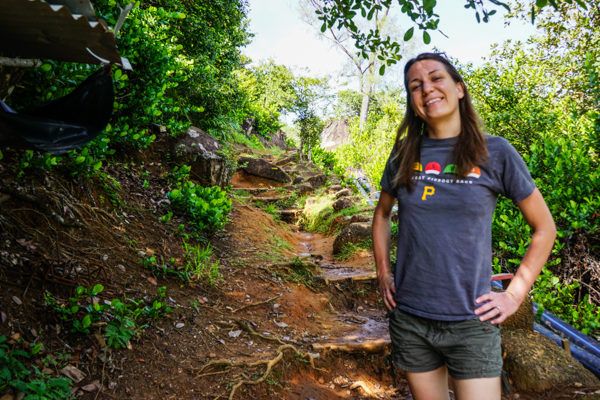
[
  {"x1": 82, "y1": 314, "x2": 92, "y2": 329},
  {"x1": 535, "y1": 0, "x2": 548, "y2": 7},
  {"x1": 320, "y1": 22, "x2": 327, "y2": 32},
  {"x1": 423, "y1": 0, "x2": 436, "y2": 13},
  {"x1": 403, "y1": 27, "x2": 414, "y2": 41},
  {"x1": 379, "y1": 64, "x2": 386, "y2": 75},
  {"x1": 91, "y1": 284, "x2": 104, "y2": 295},
  {"x1": 40, "y1": 63, "x2": 52, "y2": 72},
  {"x1": 423, "y1": 31, "x2": 431, "y2": 44},
  {"x1": 75, "y1": 156, "x2": 86, "y2": 164}
]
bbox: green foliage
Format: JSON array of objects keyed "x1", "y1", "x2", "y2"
[
  {"x1": 7, "y1": 0, "x2": 250, "y2": 175},
  {"x1": 284, "y1": 257, "x2": 318, "y2": 288},
  {"x1": 182, "y1": 241, "x2": 221, "y2": 286},
  {"x1": 299, "y1": 194, "x2": 335, "y2": 232},
  {"x1": 291, "y1": 76, "x2": 328, "y2": 159},
  {"x1": 227, "y1": 131, "x2": 265, "y2": 150},
  {"x1": 334, "y1": 90, "x2": 362, "y2": 118},
  {"x1": 168, "y1": 181, "x2": 232, "y2": 234},
  {"x1": 238, "y1": 61, "x2": 297, "y2": 136},
  {"x1": 313, "y1": 0, "x2": 590, "y2": 69},
  {"x1": 335, "y1": 240, "x2": 372, "y2": 261},
  {"x1": 142, "y1": 242, "x2": 221, "y2": 285},
  {"x1": 169, "y1": 164, "x2": 192, "y2": 185},
  {"x1": 300, "y1": 193, "x2": 369, "y2": 234},
  {"x1": 335, "y1": 92, "x2": 402, "y2": 186},
  {"x1": 533, "y1": 269, "x2": 600, "y2": 335},
  {"x1": 0, "y1": 336, "x2": 73, "y2": 399},
  {"x1": 44, "y1": 285, "x2": 172, "y2": 349},
  {"x1": 311, "y1": 147, "x2": 338, "y2": 172}
]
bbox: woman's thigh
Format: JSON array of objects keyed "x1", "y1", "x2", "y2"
[
  {"x1": 406, "y1": 366, "x2": 451, "y2": 400},
  {"x1": 452, "y1": 376, "x2": 501, "y2": 400}
]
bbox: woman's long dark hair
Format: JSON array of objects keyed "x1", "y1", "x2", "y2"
[{"x1": 391, "y1": 52, "x2": 488, "y2": 190}]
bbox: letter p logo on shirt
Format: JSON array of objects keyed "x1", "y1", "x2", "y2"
[{"x1": 421, "y1": 185, "x2": 435, "y2": 201}]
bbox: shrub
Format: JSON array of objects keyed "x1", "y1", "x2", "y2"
[
  {"x1": 0, "y1": 336, "x2": 73, "y2": 399},
  {"x1": 44, "y1": 285, "x2": 172, "y2": 349},
  {"x1": 167, "y1": 182, "x2": 232, "y2": 233}
]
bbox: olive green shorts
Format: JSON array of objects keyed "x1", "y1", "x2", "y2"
[{"x1": 389, "y1": 307, "x2": 502, "y2": 379}]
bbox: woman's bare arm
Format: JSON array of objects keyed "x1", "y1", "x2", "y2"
[
  {"x1": 372, "y1": 190, "x2": 397, "y2": 310},
  {"x1": 476, "y1": 188, "x2": 556, "y2": 323}
]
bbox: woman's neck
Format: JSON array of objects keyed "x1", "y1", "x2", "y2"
[{"x1": 425, "y1": 114, "x2": 461, "y2": 139}]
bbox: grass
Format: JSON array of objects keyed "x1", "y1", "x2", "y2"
[
  {"x1": 299, "y1": 193, "x2": 371, "y2": 234},
  {"x1": 182, "y1": 241, "x2": 221, "y2": 286},
  {"x1": 334, "y1": 240, "x2": 372, "y2": 261},
  {"x1": 279, "y1": 257, "x2": 319, "y2": 289},
  {"x1": 299, "y1": 194, "x2": 335, "y2": 232},
  {"x1": 229, "y1": 131, "x2": 265, "y2": 150},
  {"x1": 258, "y1": 233, "x2": 294, "y2": 263}
]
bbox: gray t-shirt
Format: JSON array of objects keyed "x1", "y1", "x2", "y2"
[{"x1": 380, "y1": 134, "x2": 535, "y2": 321}]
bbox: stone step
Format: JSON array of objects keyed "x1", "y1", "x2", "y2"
[
  {"x1": 232, "y1": 187, "x2": 287, "y2": 194},
  {"x1": 278, "y1": 209, "x2": 302, "y2": 223},
  {"x1": 311, "y1": 316, "x2": 390, "y2": 353},
  {"x1": 318, "y1": 265, "x2": 377, "y2": 284},
  {"x1": 249, "y1": 196, "x2": 287, "y2": 203}
]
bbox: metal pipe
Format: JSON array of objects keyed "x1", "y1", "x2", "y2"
[
  {"x1": 534, "y1": 323, "x2": 600, "y2": 377},
  {"x1": 532, "y1": 304, "x2": 600, "y2": 360}
]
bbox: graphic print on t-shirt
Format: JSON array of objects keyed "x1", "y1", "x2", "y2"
[{"x1": 414, "y1": 162, "x2": 482, "y2": 201}]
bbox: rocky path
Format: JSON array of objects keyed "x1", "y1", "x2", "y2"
[{"x1": 226, "y1": 149, "x2": 600, "y2": 400}]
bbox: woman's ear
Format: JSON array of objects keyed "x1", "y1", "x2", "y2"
[{"x1": 457, "y1": 82, "x2": 465, "y2": 99}]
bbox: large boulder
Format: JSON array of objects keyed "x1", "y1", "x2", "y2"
[
  {"x1": 334, "y1": 188, "x2": 353, "y2": 199},
  {"x1": 500, "y1": 296, "x2": 599, "y2": 393},
  {"x1": 305, "y1": 174, "x2": 327, "y2": 189},
  {"x1": 270, "y1": 130, "x2": 289, "y2": 150},
  {"x1": 332, "y1": 196, "x2": 355, "y2": 212},
  {"x1": 172, "y1": 127, "x2": 232, "y2": 187},
  {"x1": 238, "y1": 156, "x2": 291, "y2": 183},
  {"x1": 502, "y1": 296, "x2": 535, "y2": 331},
  {"x1": 502, "y1": 329, "x2": 599, "y2": 392},
  {"x1": 333, "y1": 222, "x2": 372, "y2": 255},
  {"x1": 321, "y1": 119, "x2": 350, "y2": 151}
]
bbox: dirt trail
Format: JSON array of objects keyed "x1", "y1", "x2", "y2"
[{"x1": 1, "y1": 147, "x2": 597, "y2": 400}]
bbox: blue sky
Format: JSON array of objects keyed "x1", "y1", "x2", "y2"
[{"x1": 243, "y1": 0, "x2": 537, "y2": 84}]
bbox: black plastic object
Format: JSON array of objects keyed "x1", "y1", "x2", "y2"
[{"x1": 0, "y1": 66, "x2": 114, "y2": 154}]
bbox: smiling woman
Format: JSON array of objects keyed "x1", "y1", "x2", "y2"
[
  {"x1": 406, "y1": 60, "x2": 464, "y2": 135},
  {"x1": 372, "y1": 52, "x2": 556, "y2": 400}
]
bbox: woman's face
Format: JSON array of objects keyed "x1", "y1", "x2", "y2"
[{"x1": 406, "y1": 59, "x2": 464, "y2": 125}]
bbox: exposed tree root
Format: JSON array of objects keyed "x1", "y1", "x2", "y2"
[
  {"x1": 233, "y1": 319, "x2": 287, "y2": 345},
  {"x1": 232, "y1": 295, "x2": 281, "y2": 313},
  {"x1": 198, "y1": 344, "x2": 321, "y2": 400}
]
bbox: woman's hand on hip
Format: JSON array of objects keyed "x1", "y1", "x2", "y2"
[
  {"x1": 474, "y1": 291, "x2": 521, "y2": 324},
  {"x1": 378, "y1": 272, "x2": 397, "y2": 311}
]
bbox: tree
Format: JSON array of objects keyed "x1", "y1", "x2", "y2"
[
  {"x1": 292, "y1": 76, "x2": 327, "y2": 160},
  {"x1": 303, "y1": 0, "x2": 400, "y2": 131},
  {"x1": 238, "y1": 60, "x2": 297, "y2": 136},
  {"x1": 314, "y1": 0, "x2": 595, "y2": 70}
]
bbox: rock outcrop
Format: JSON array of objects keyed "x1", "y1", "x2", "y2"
[
  {"x1": 172, "y1": 126, "x2": 232, "y2": 187},
  {"x1": 500, "y1": 296, "x2": 600, "y2": 393},
  {"x1": 333, "y1": 222, "x2": 372, "y2": 255},
  {"x1": 238, "y1": 156, "x2": 291, "y2": 183}
]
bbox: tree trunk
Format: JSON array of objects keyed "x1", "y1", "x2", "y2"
[{"x1": 358, "y1": 56, "x2": 376, "y2": 132}]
